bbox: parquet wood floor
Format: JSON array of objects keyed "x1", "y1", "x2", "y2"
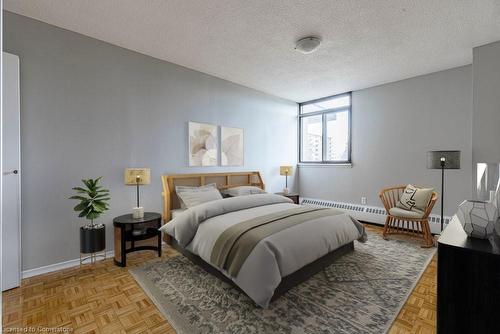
[{"x1": 2, "y1": 225, "x2": 436, "y2": 333}]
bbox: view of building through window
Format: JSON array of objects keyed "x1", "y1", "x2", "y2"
[{"x1": 299, "y1": 93, "x2": 351, "y2": 163}]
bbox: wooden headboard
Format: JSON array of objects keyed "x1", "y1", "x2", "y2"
[{"x1": 161, "y1": 171, "x2": 265, "y2": 222}]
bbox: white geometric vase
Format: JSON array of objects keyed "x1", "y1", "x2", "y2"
[{"x1": 456, "y1": 200, "x2": 498, "y2": 239}]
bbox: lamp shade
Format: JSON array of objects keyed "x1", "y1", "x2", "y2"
[
  {"x1": 124, "y1": 168, "x2": 151, "y2": 185},
  {"x1": 280, "y1": 166, "x2": 293, "y2": 176},
  {"x1": 427, "y1": 151, "x2": 461, "y2": 169}
]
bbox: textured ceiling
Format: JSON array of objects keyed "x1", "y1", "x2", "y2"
[{"x1": 5, "y1": 0, "x2": 500, "y2": 102}]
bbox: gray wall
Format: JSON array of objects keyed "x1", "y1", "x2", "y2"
[
  {"x1": 300, "y1": 66, "x2": 473, "y2": 216},
  {"x1": 473, "y1": 41, "x2": 500, "y2": 164},
  {"x1": 4, "y1": 12, "x2": 298, "y2": 270}
]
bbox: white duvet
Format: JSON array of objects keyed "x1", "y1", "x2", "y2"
[{"x1": 161, "y1": 194, "x2": 366, "y2": 307}]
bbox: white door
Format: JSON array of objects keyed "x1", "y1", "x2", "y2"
[{"x1": 2, "y1": 52, "x2": 21, "y2": 291}]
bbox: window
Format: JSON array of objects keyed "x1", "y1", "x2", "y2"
[{"x1": 299, "y1": 93, "x2": 351, "y2": 163}]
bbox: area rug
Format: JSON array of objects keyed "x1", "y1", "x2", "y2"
[{"x1": 130, "y1": 232, "x2": 435, "y2": 334}]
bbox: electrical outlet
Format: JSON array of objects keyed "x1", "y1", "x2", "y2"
[{"x1": 361, "y1": 197, "x2": 367, "y2": 205}]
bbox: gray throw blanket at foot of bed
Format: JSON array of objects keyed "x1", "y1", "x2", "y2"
[{"x1": 211, "y1": 207, "x2": 344, "y2": 277}]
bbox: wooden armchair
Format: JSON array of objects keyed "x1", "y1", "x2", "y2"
[{"x1": 379, "y1": 185, "x2": 438, "y2": 248}]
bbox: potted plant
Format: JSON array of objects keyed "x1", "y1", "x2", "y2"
[{"x1": 69, "y1": 177, "x2": 110, "y2": 254}]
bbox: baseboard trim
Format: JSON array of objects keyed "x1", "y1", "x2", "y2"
[
  {"x1": 300, "y1": 197, "x2": 452, "y2": 234},
  {"x1": 21, "y1": 241, "x2": 169, "y2": 279},
  {"x1": 21, "y1": 250, "x2": 115, "y2": 279}
]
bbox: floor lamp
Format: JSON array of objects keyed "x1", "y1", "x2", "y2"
[{"x1": 427, "y1": 151, "x2": 461, "y2": 231}]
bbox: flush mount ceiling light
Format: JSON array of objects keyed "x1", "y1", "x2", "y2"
[{"x1": 294, "y1": 36, "x2": 322, "y2": 54}]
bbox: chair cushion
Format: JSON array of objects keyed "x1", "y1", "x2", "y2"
[
  {"x1": 389, "y1": 207, "x2": 425, "y2": 219},
  {"x1": 396, "y1": 184, "x2": 434, "y2": 213}
]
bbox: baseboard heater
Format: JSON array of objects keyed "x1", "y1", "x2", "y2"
[{"x1": 300, "y1": 197, "x2": 451, "y2": 234}]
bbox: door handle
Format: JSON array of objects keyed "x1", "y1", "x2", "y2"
[{"x1": 3, "y1": 170, "x2": 18, "y2": 175}]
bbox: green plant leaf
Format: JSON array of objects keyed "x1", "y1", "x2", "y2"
[
  {"x1": 94, "y1": 195, "x2": 110, "y2": 200},
  {"x1": 69, "y1": 195, "x2": 87, "y2": 201},
  {"x1": 71, "y1": 177, "x2": 110, "y2": 223},
  {"x1": 87, "y1": 211, "x2": 100, "y2": 220},
  {"x1": 72, "y1": 187, "x2": 90, "y2": 194},
  {"x1": 93, "y1": 201, "x2": 106, "y2": 210},
  {"x1": 74, "y1": 203, "x2": 87, "y2": 211},
  {"x1": 83, "y1": 179, "x2": 93, "y2": 189}
]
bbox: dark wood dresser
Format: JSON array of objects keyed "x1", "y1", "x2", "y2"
[{"x1": 437, "y1": 216, "x2": 500, "y2": 334}]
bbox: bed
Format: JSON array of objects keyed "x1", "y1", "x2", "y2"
[{"x1": 160, "y1": 171, "x2": 366, "y2": 308}]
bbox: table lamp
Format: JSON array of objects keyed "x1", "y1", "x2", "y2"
[
  {"x1": 280, "y1": 166, "x2": 293, "y2": 195},
  {"x1": 124, "y1": 168, "x2": 151, "y2": 219},
  {"x1": 427, "y1": 151, "x2": 461, "y2": 231}
]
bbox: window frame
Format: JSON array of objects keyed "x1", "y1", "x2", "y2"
[{"x1": 299, "y1": 92, "x2": 352, "y2": 164}]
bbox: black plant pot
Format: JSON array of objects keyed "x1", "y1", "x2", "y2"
[{"x1": 80, "y1": 225, "x2": 106, "y2": 253}]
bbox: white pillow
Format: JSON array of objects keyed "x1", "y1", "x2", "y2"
[
  {"x1": 175, "y1": 183, "x2": 223, "y2": 209},
  {"x1": 171, "y1": 209, "x2": 186, "y2": 219},
  {"x1": 396, "y1": 184, "x2": 434, "y2": 213},
  {"x1": 221, "y1": 186, "x2": 266, "y2": 197}
]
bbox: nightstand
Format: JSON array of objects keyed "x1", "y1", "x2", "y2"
[
  {"x1": 113, "y1": 212, "x2": 162, "y2": 267},
  {"x1": 275, "y1": 192, "x2": 300, "y2": 204}
]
